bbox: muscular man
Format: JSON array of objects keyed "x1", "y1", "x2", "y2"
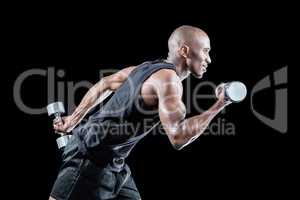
[{"x1": 50, "y1": 25, "x2": 232, "y2": 200}]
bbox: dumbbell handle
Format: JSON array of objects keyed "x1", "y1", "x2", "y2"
[
  {"x1": 53, "y1": 113, "x2": 64, "y2": 135},
  {"x1": 54, "y1": 112, "x2": 62, "y2": 121}
]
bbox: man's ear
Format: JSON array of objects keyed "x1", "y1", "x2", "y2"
[{"x1": 178, "y1": 45, "x2": 190, "y2": 58}]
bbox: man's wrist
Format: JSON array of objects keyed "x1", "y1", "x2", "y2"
[
  {"x1": 69, "y1": 113, "x2": 80, "y2": 126},
  {"x1": 214, "y1": 99, "x2": 229, "y2": 111}
]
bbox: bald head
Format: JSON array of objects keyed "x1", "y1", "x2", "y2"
[{"x1": 168, "y1": 25, "x2": 209, "y2": 53}]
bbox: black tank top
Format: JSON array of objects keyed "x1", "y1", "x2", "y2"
[{"x1": 75, "y1": 60, "x2": 176, "y2": 170}]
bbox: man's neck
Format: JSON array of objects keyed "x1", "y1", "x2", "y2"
[{"x1": 165, "y1": 57, "x2": 190, "y2": 81}]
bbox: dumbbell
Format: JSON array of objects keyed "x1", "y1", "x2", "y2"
[
  {"x1": 217, "y1": 81, "x2": 247, "y2": 103},
  {"x1": 47, "y1": 102, "x2": 72, "y2": 149}
]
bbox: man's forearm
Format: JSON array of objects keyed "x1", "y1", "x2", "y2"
[
  {"x1": 68, "y1": 78, "x2": 112, "y2": 129},
  {"x1": 173, "y1": 101, "x2": 226, "y2": 149}
]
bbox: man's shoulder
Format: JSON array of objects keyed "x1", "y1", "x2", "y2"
[{"x1": 152, "y1": 68, "x2": 180, "y2": 83}]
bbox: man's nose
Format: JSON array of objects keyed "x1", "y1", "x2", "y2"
[{"x1": 206, "y1": 54, "x2": 212, "y2": 64}]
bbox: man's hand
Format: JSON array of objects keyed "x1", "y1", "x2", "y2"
[
  {"x1": 53, "y1": 116, "x2": 74, "y2": 134},
  {"x1": 215, "y1": 83, "x2": 232, "y2": 107}
]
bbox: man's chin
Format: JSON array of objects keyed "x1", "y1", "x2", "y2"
[{"x1": 191, "y1": 72, "x2": 203, "y2": 79}]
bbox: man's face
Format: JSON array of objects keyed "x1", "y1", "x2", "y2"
[{"x1": 186, "y1": 36, "x2": 211, "y2": 79}]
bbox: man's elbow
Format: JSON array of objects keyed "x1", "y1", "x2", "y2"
[
  {"x1": 172, "y1": 143, "x2": 185, "y2": 151},
  {"x1": 169, "y1": 136, "x2": 186, "y2": 151}
]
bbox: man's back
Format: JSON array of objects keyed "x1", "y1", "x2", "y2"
[{"x1": 72, "y1": 60, "x2": 177, "y2": 165}]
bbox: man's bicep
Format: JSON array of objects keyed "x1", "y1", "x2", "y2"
[
  {"x1": 157, "y1": 80, "x2": 186, "y2": 136},
  {"x1": 159, "y1": 97, "x2": 186, "y2": 135}
]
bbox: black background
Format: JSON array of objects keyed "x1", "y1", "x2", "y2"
[{"x1": 6, "y1": 4, "x2": 295, "y2": 199}]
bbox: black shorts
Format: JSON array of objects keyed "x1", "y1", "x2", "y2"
[{"x1": 50, "y1": 136, "x2": 141, "y2": 200}]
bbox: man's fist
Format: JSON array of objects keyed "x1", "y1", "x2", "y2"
[
  {"x1": 53, "y1": 116, "x2": 74, "y2": 134},
  {"x1": 215, "y1": 83, "x2": 232, "y2": 106}
]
